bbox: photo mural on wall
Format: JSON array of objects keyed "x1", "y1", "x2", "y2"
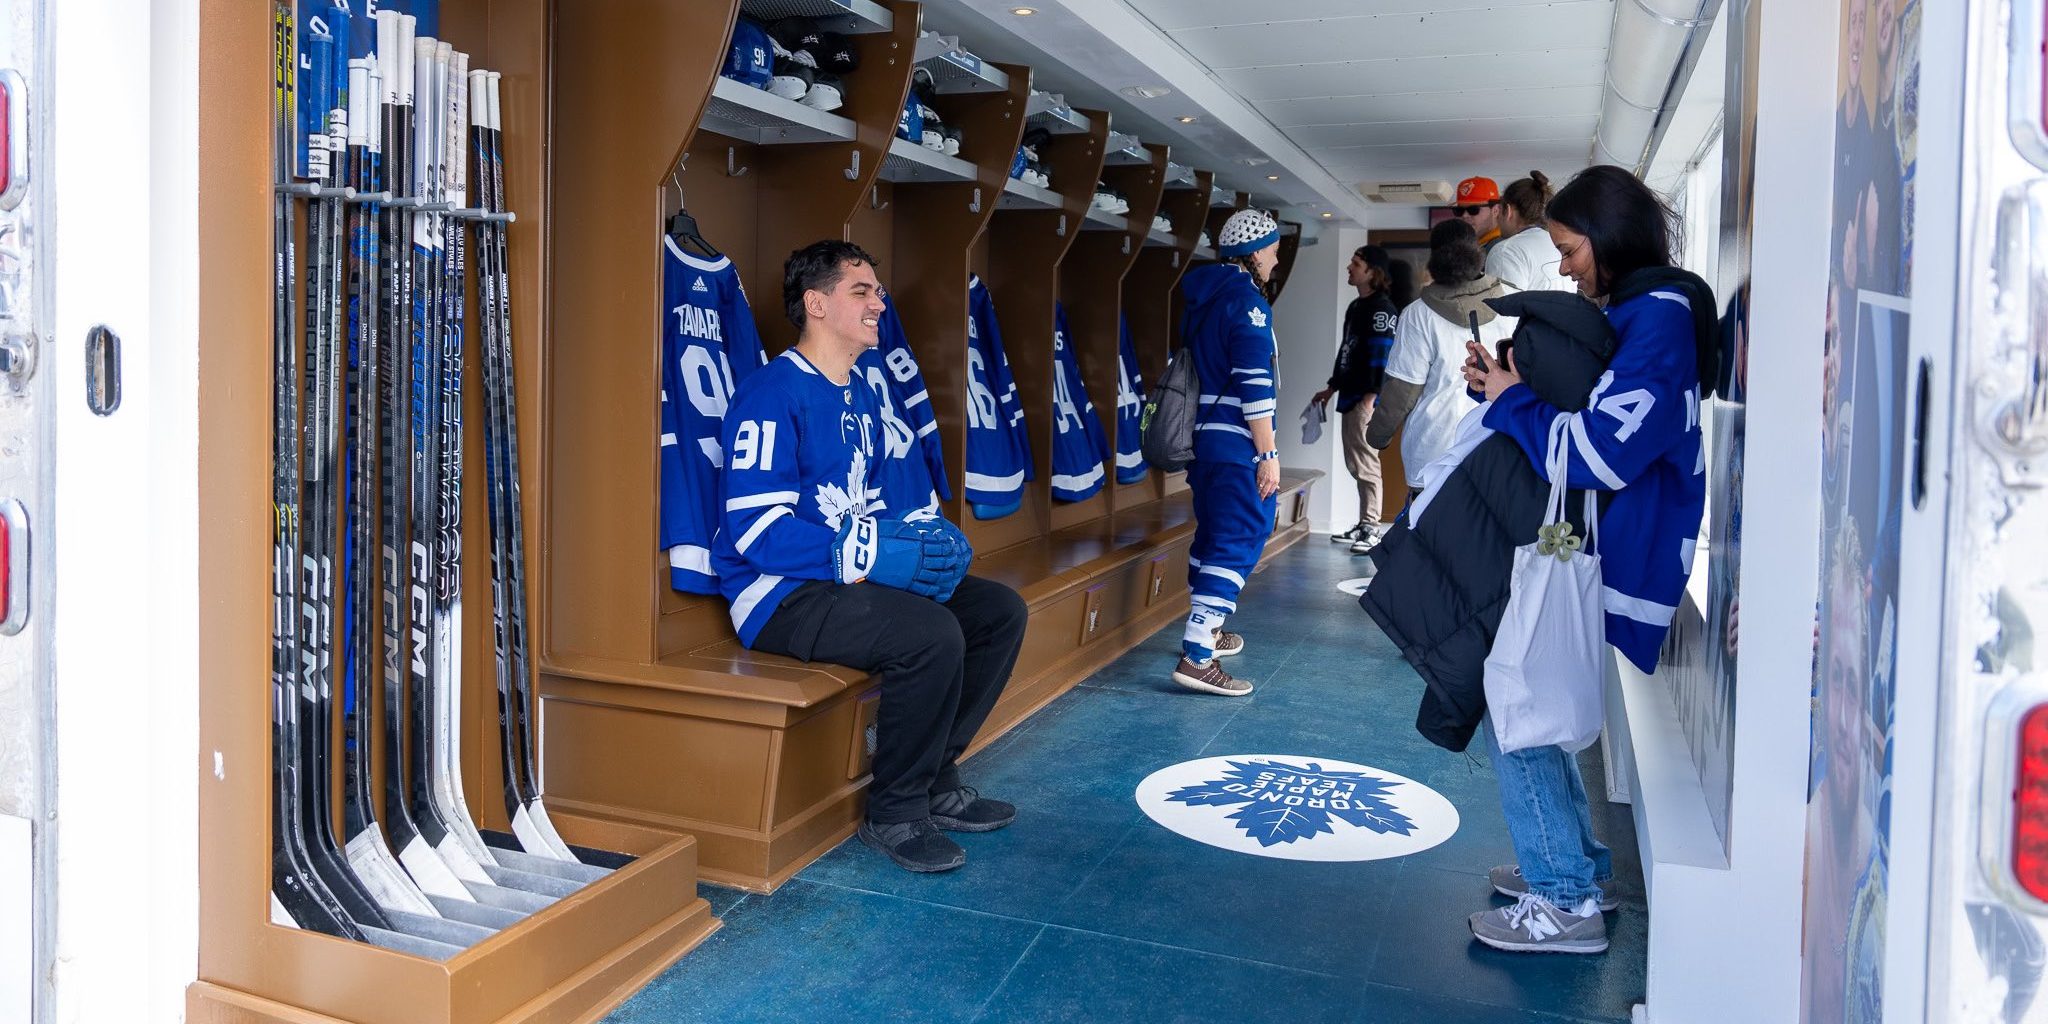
[{"x1": 1803, "y1": 0, "x2": 1921, "y2": 1020}]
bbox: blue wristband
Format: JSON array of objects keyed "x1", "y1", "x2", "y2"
[{"x1": 1251, "y1": 450, "x2": 1280, "y2": 464}]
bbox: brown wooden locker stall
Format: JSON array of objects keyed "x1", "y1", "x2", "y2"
[
  {"x1": 188, "y1": 3, "x2": 719, "y2": 1023},
  {"x1": 191, "y1": 0, "x2": 1316, "y2": 1016}
]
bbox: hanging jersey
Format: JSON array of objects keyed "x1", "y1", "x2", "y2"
[
  {"x1": 855, "y1": 301, "x2": 943, "y2": 518},
  {"x1": 965, "y1": 274, "x2": 1033, "y2": 508},
  {"x1": 858, "y1": 293, "x2": 952, "y2": 501},
  {"x1": 713, "y1": 350, "x2": 931, "y2": 646},
  {"x1": 1050, "y1": 303, "x2": 1110, "y2": 501},
  {"x1": 660, "y1": 238, "x2": 767, "y2": 594},
  {"x1": 1114, "y1": 314, "x2": 1148, "y2": 483}
]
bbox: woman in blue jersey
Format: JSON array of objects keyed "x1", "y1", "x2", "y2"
[
  {"x1": 1169, "y1": 209, "x2": 1285, "y2": 697},
  {"x1": 1460, "y1": 165, "x2": 1715, "y2": 954}
]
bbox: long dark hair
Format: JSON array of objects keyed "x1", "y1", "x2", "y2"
[
  {"x1": 1424, "y1": 218, "x2": 1485, "y2": 285},
  {"x1": 1545, "y1": 165, "x2": 1676, "y2": 295}
]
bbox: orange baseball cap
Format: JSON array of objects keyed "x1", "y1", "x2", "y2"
[{"x1": 1454, "y1": 176, "x2": 1501, "y2": 204}]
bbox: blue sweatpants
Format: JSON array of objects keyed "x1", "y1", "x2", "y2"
[{"x1": 1183, "y1": 460, "x2": 1278, "y2": 661}]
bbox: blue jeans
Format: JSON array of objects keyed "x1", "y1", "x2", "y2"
[{"x1": 1480, "y1": 715, "x2": 1612, "y2": 908}]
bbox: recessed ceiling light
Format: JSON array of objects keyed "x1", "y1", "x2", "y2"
[
  {"x1": 1265, "y1": 174, "x2": 1279, "y2": 181},
  {"x1": 1320, "y1": 212, "x2": 1334, "y2": 218},
  {"x1": 1120, "y1": 85, "x2": 1172, "y2": 100},
  {"x1": 1010, "y1": 6, "x2": 1037, "y2": 14},
  {"x1": 1176, "y1": 115, "x2": 1198, "y2": 124}
]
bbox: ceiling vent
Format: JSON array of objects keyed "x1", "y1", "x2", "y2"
[{"x1": 1359, "y1": 180, "x2": 1452, "y2": 204}]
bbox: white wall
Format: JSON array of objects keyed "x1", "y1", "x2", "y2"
[
  {"x1": 1273, "y1": 227, "x2": 1364, "y2": 534},
  {"x1": 50, "y1": 1, "x2": 199, "y2": 1021}
]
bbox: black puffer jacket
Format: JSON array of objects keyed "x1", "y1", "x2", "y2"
[{"x1": 1358, "y1": 290, "x2": 1618, "y2": 752}]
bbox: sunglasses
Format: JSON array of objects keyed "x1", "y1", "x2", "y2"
[{"x1": 1453, "y1": 204, "x2": 1495, "y2": 217}]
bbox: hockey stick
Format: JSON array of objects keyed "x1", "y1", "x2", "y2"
[
  {"x1": 271, "y1": 0, "x2": 356, "y2": 940},
  {"x1": 479, "y1": 71, "x2": 585, "y2": 865},
  {"x1": 295, "y1": 22, "x2": 393, "y2": 935}
]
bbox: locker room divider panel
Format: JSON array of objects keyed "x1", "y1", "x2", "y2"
[
  {"x1": 1051, "y1": 143, "x2": 1163, "y2": 531},
  {"x1": 187, "y1": 3, "x2": 718, "y2": 1024},
  {"x1": 1118, "y1": 167, "x2": 1212, "y2": 511}
]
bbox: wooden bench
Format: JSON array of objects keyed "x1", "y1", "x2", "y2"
[{"x1": 539, "y1": 470, "x2": 1320, "y2": 891}]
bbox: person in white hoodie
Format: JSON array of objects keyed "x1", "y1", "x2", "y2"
[
  {"x1": 1365, "y1": 219, "x2": 1515, "y2": 503},
  {"x1": 1485, "y1": 171, "x2": 1577, "y2": 294}
]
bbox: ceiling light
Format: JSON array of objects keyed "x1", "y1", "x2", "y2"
[
  {"x1": 1265, "y1": 175, "x2": 1279, "y2": 181},
  {"x1": 1320, "y1": 212, "x2": 1334, "y2": 218},
  {"x1": 1175, "y1": 115, "x2": 1198, "y2": 124},
  {"x1": 1009, "y1": 6, "x2": 1037, "y2": 14},
  {"x1": 1120, "y1": 85, "x2": 1172, "y2": 100}
]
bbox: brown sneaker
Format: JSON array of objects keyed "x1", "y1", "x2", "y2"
[
  {"x1": 1211, "y1": 630, "x2": 1245, "y2": 658},
  {"x1": 1173, "y1": 656, "x2": 1252, "y2": 696}
]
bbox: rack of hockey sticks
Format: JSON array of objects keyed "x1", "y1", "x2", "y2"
[{"x1": 270, "y1": 3, "x2": 616, "y2": 958}]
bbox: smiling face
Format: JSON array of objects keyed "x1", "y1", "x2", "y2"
[
  {"x1": 805, "y1": 259, "x2": 886, "y2": 352},
  {"x1": 1546, "y1": 221, "x2": 1598, "y2": 297}
]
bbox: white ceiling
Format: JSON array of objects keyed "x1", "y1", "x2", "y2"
[{"x1": 916, "y1": 0, "x2": 1705, "y2": 227}]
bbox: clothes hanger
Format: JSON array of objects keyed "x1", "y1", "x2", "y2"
[{"x1": 666, "y1": 166, "x2": 722, "y2": 259}]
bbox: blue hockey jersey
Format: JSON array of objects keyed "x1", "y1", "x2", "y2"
[
  {"x1": 660, "y1": 238, "x2": 767, "y2": 594},
  {"x1": 1482, "y1": 279, "x2": 1708, "y2": 672},
  {"x1": 1050, "y1": 303, "x2": 1110, "y2": 501},
  {"x1": 1114, "y1": 314, "x2": 1148, "y2": 484},
  {"x1": 857, "y1": 293, "x2": 952, "y2": 501},
  {"x1": 965, "y1": 275, "x2": 1033, "y2": 509},
  {"x1": 713, "y1": 349, "x2": 934, "y2": 646},
  {"x1": 1180, "y1": 263, "x2": 1278, "y2": 464}
]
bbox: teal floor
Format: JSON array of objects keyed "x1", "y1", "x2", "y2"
[{"x1": 604, "y1": 540, "x2": 1648, "y2": 1024}]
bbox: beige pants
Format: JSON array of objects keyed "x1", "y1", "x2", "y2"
[{"x1": 1341, "y1": 398, "x2": 1383, "y2": 527}]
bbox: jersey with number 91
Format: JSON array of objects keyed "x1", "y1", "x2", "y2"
[{"x1": 660, "y1": 239, "x2": 767, "y2": 593}]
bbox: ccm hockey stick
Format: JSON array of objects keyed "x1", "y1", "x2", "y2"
[{"x1": 473, "y1": 70, "x2": 593, "y2": 867}]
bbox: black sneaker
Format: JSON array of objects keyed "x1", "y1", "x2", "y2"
[
  {"x1": 930, "y1": 786, "x2": 1016, "y2": 832},
  {"x1": 858, "y1": 818, "x2": 966, "y2": 872}
]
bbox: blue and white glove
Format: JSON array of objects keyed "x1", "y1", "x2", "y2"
[
  {"x1": 925, "y1": 517, "x2": 975, "y2": 602},
  {"x1": 833, "y1": 515, "x2": 970, "y2": 598}
]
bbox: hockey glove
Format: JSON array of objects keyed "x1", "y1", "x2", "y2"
[
  {"x1": 833, "y1": 515, "x2": 970, "y2": 597},
  {"x1": 925, "y1": 517, "x2": 975, "y2": 603}
]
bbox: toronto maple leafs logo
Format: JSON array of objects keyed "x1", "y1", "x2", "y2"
[
  {"x1": 1163, "y1": 758, "x2": 1414, "y2": 847},
  {"x1": 1247, "y1": 308, "x2": 1269, "y2": 329},
  {"x1": 815, "y1": 447, "x2": 877, "y2": 529}
]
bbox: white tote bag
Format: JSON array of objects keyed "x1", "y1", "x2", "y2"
[{"x1": 1484, "y1": 414, "x2": 1607, "y2": 754}]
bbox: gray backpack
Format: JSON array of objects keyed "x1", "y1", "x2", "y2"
[{"x1": 1139, "y1": 348, "x2": 1198, "y2": 472}]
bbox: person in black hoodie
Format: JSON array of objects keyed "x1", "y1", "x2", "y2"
[{"x1": 1315, "y1": 245, "x2": 1402, "y2": 551}]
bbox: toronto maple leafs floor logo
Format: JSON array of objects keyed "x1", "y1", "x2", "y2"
[
  {"x1": 1135, "y1": 754, "x2": 1458, "y2": 862},
  {"x1": 1165, "y1": 759, "x2": 1415, "y2": 848}
]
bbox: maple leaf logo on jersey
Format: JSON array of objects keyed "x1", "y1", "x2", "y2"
[
  {"x1": 1164, "y1": 758, "x2": 1415, "y2": 847},
  {"x1": 1247, "y1": 308, "x2": 1268, "y2": 329},
  {"x1": 814, "y1": 447, "x2": 874, "y2": 529}
]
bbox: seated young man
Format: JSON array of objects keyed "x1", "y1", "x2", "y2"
[{"x1": 711, "y1": 239, "x2": 1028, "y2": 874}]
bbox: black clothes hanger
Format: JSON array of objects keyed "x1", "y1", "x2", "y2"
[{"x1": 667, "y1": 168, "x2": 722, "y2": 259}]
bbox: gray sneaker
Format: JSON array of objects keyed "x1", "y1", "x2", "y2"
[
  {"x1": 1331, "y1": 522, "x2": 1371, "y2": 544},
  {"x1": 1489, "y1": 865, "x2": 1620, "y2": 912},
  {"x1": 1469, "y1": 893, "x2": 1608, "y2": 954}
]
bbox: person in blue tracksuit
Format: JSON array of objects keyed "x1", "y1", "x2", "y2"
[
  {"x1": 1169, "y1": 209, "x2": 1285, "y2": 697},
  {"x1": 715, "y1": 241, "x2": 1027, "y2": 874},
  {"x1": 1461, "y1": 165, "x2": 1714, "y2": 954}
]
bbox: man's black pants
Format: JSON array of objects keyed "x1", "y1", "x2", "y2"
[{"x1": 751, "y1": 575, "x2": 1028, "y2": 824}]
